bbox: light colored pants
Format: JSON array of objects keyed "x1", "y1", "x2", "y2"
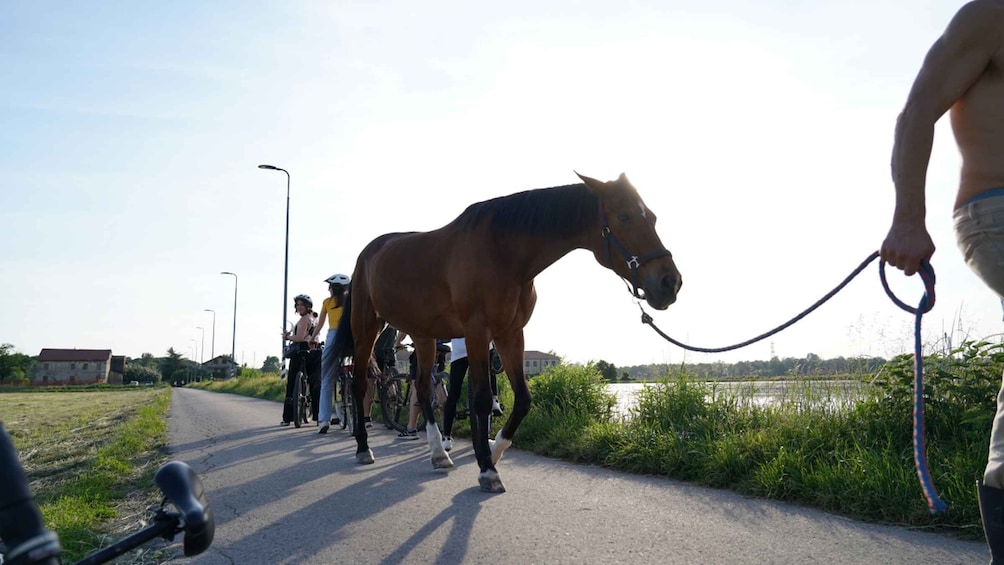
[
  {"x1": 318, "y1": 329, "x2": 342, "y2": 423},
  {"x1": 954, "y1": 194, "x2": 1004, "y2": 487}
]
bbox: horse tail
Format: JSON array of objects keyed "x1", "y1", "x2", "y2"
[{"x1": 331, "y1": 282, "x2": 354, "y2": 363}]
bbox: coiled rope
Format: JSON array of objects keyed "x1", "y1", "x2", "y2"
[{"x1": 639, "y1": 251, "x2": 948, "y2": 513}]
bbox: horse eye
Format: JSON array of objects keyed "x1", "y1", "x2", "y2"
[{"x1": 617, "y1": 214, "x2": 630, "y2": 223}]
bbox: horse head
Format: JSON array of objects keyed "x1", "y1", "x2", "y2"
[{"x1": 577, "y1": 172, "x2": 682, "y2": 310}]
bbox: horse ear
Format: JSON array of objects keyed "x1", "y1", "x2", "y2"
[
  {"x1": 617, "y1": 172, "x2": 630, "y2": 184},
  {"x1": 575, "y1": 171, "x2": 607, "y2": 194}
]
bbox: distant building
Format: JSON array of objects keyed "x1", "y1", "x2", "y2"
[
  {"x1": 524, "y1": 350, "x2": 560, "y2": 376},
  {"x1": 202, "y1": 355, "x2": 235, "y2": 378},
  {"x1": 35, "y1": 349, "x2": 113, "y2": 386}
]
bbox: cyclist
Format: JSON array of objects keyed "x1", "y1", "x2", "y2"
[
  {"x1": 315, "y1": 274, "x2": 349, "y2": 434},
  {"x1": 281, "y1": 294, "x2": 319, "y2": 426},
  {"x1": 441, "y1": 337, "x2": 503, "y2": 451}
]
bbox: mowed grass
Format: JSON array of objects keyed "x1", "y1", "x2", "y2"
[{"x1": 1, "y1": 388, "x2": 171, "y2": 562}]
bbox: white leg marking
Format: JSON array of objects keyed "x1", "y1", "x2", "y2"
[
  {"x1": 491, "y1": 429, "x2": 512, "y2": 465},
  {"x1": 427, "y1": 425, "x2": 454, "y2": 469}
]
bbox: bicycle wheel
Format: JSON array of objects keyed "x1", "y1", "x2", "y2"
[
  {"x1": 380, "y1": 376, "x2": 410, "y2": 433},
  {"x1": 293, "y1": 371, "x2": 305, "y2": 428},
  {"x1": 490, "y1": 349, "x2": 504, "y2": 377},
  {"x1": 302, "y1": 375, "x2": 313, "y2": 426},
  {"x1": 342, "y1": 376, "x2": 357, "y2": 435}
]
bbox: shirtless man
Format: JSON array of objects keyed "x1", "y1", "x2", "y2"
[{"x1": 880, "y1": 1, "x2": 1004, "y2": 559}]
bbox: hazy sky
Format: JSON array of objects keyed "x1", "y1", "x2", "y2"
[{"x1": 2, "y1": 1, "x2": 996, "y2": 369}]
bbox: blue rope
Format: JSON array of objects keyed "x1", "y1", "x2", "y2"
[{"x1": 640, "y1": 251, "x2": 948, "y2": 513}]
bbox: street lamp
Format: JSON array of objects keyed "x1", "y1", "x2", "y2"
[
  {"x1": 221, "y1": 271, "x2": 238, "y2": 377},
  {"x1": 203, "y1": 309, "x2": 215, "y2": 361},
  {"x1": 196, "y1": 327, "x2": 205, "y2": 364},
  {"x1": 258, "y1": 164, "x2": 290, "y2": 370}
]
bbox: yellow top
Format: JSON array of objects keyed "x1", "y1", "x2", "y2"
[{"x1": 321, "y1": 296, "x2": 343, "y2": 331}]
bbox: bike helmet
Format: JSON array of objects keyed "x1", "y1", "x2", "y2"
[
  {"x1": 325, "y1": 273, "x2": 351, "y2": 285},
  {"x1": 293, "y1": 294, "x2": 313, "y2": 308}
]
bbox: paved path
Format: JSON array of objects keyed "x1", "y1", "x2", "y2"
[{"x1": 166, "y1": 387, "x2": 987, "y2": 564}]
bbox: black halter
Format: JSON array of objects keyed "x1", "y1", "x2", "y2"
[{"x1": 598, "y1": 201, "x2": 672, "y2": 300}]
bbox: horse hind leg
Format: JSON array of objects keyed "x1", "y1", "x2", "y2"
[
  {"x1": 414, "y1": 338, "x2": 453, "y2": 470},
  {"x1": 426, "y1": 421, "x2": 453, "y2": 470}
]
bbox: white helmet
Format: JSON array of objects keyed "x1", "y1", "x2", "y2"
[{"x1": 325, "y1": 273, "x2": 351, "y2": 285}]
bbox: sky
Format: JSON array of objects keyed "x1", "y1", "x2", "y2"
[{"x1": 2, "y1": 0, "x2": 999, "y2": 370}]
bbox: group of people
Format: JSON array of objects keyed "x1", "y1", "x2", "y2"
[
  {"x1": 279, "y1": 273, "x2": 359, "y2": 431},
  {"x1": 280, "y1": 274, "x2": 504, "y2": 446}
]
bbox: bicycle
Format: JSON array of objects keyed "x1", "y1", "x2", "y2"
[
  {"x1": 0, "y1": 423, "x2": 214, "y2": 565},
  {"x1": 375, "y1": 344, "x2": 447, "y2": 434},
  {"x1": 285, "y1": 349, "x2": 314, "y2": 429}
]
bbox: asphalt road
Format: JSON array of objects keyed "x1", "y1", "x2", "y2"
[{"x1": 166, "y1": 387, "x2": 988, "y2": 564}]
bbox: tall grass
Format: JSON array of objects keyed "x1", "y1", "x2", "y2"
[
  {"x1": 506, "y1": 344, "x2": 997, "y2": 536},
  {"x1": 189, "y1": 371, "x2": 285, "y2": 401}
]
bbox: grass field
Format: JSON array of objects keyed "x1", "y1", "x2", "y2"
[{"x1": 1, "y1": 387, "x2": 171, "y2": 562}]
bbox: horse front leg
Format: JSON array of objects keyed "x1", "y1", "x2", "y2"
[
  {"x1": 491, "y1": 331, "x2": 530, "y2": 466},
  {"x1": 351, "y1": 314, "x2": 380, "y2": 465},
  {"x1": 465, "y1": 335, "x2": 503, "y2": 492},
  {"x1": 414, "y1": 338, "x2": 453, "y2": 470}
]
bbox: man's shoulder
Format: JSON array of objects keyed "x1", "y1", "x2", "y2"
[{"x1": 955, "y1": 0, "x2": 1004, "y2": 25}]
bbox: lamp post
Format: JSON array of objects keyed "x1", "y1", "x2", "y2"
[
  {"x1": 203, "y1": 309, "x2": 215, "y2": 361},
  {"x1": 221, "y1": 271, "x2": 238, "y2": 377},
  {"x1": 189, "y1": 340, "x2": 198, "y2": 384},
  {"x1": 258, "y1": 164, "x2": 290, "y2": 370},
  {"x1": 196, "y1": 327, "x2": 205, "y2": 364}
]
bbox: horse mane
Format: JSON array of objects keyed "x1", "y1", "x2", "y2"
[{"x1": 452, "y1": 183, "x2": 599, "y2": 237}]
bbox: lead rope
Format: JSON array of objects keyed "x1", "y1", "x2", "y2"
[{"x1": 638, "y1": 250, "x2": 947, "y2": 512}]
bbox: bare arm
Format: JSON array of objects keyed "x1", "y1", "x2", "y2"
[
  {"x1": 312, "y1": 310, "x2": 327, "y2": 343},
  {"x1": 883, "y1": 0, "x2": 1000, "y2": 274}
]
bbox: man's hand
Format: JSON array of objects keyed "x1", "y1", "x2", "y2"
[{"x1": 881, "y1": 221, "x2": 936, "y2": 276}]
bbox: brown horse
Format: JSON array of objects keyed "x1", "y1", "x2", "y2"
[{"x1": 331, "y1": 173, "x2": 682, "y2": 492}]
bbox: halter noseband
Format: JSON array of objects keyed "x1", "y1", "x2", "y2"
[{"x1": 598, "y1": 200, "x2": 672, "y2": 300}]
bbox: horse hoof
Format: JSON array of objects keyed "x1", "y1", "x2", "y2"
[
  {"x1": 432, "y1": 453, "x2": 454, "y2": 470},
  {"x1": 356, "y1": 449, "x2": 375, "y2": 465},
  {"x1": 478, "y1": 470, "x2": 506, "y2": 493}
]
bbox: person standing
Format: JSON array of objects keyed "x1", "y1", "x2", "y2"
[
  {"x1": 315, "y1": 274, "x2": 349, "y2": 434},
  {"x1": 281, "y1": 294, "x2": 318, "y2": 425},
  {"x1": 879, "y1": 1, "x2": 1004, "y2": 560}
]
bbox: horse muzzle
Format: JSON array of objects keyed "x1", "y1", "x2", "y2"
[{"x1": 643, "y1": 269, "x2": 682, "y2": 310}]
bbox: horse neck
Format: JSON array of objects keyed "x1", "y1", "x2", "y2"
[{"x1": 506, "y1": 230, "x2": 592, "y2": 281}]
